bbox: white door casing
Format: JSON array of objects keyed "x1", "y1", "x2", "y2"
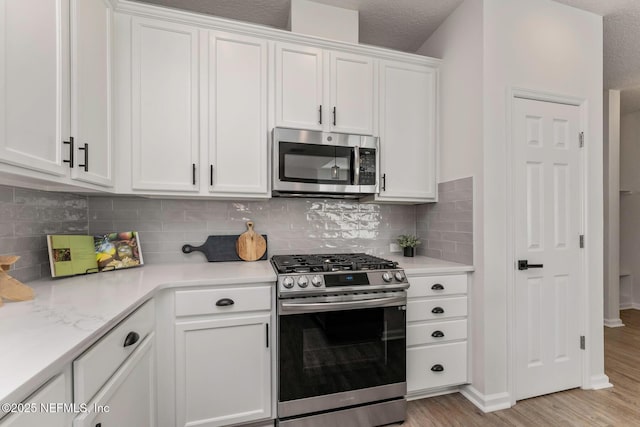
[{"x1": 513, "y1": 96, "x2": 583, "y2": 400}]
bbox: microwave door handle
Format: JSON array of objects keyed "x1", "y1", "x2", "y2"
[{"x1": 353, "y1": 147, "x2": 360, "y2": 185}]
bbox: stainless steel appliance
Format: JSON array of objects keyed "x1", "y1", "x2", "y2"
[
  {"x1": 272, "y1": 128, "x2": 378, "y2": 198},
  {"x1": 272, "y1": 253, "x2": 408, "y2": 427}
]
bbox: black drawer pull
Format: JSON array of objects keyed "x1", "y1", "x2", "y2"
[
  {"x1": 431, "y1": 330, "x2": 445, "y2": 338},
  {"x1": 431, "y1": 364, "x2": 444, "y2": 372},
  {"x1": 123, "y1": 331, "x2": 140, "y2": 347},
  {"x1": 431, "y1": 307, "x2": 444, "y2": 314},
  {"x1": 431, "y1": 283, "x2": 444, "y2": 290},
  {"x1": 216, "y1": 298, "x2": 235, "y2": 307}
]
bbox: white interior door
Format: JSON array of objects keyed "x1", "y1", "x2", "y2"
[{"x1": 513, "y1": 97, "x2": 583, "y2": 400}]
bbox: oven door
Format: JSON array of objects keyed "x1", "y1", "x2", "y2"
[{"x1": 277, "y1": 293, "x2": 407, "y2": 419}]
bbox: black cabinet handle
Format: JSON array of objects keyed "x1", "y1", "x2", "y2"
[
  {"x1": 332, "y1": 106, "x2": 336, "y2": 126},
  {"x1": 96, "y1": 424, "x2": 102, "y2": 427},
  {"x1": 431, "y1": 364, "x2": 444, "y2": 372},
  {"x1": 210, "y1": 165, "x2": 214, "y2": 186},
  {"x1": 216, "y1": 298, "x2": 234, "y2": 307},
  {"x1": 431, "y1": 307, "x2": 444, "y2": 314},
  {"x1": 381, "y1": 173, "x2": 386, "y2": 191},
  {"x1": 192, "y1": 163, "x2": 196, "y2": 185},
  {"x1": 319, "y1": 105, "x2": 322, "y2": 124},
  {"x1": 63, "y1": 137, "x2": 74, "y2": 168},
  {"x1": 431, "y1": 283, "x2": 444, "y2": 291},
  {"x1": 78, "y1": 143, "x2": 88, "y2": 172},
  {"x1": 431, "y1": 330, "x2": 445, "y2": 338},
  {"x1": 518, "y1": 260, "x2": 543, "y2": 270},
  {"x1": 123, "y1": 331, "x2": 140, "y2": 347},
  {"x1": 266, "y1": 323, "x2": 269, "y2": 348}
]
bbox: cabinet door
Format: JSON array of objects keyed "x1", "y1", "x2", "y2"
[
  {"x1": 208, "y1": 32, "x2": 268, "y2": 196},
  {"x1": 175, "y1": 314, "x2": 271, "y2": 427},
  {"x1": 70, "y1": 0, "x2": 113, "y2": 187},
  {"x1": 329, "y1": 51, "x2": 374, "y2": 135},
  {"x1": 377, "y1": 61, "x2": 437, "y2": 202},
  {"x1": 73, "y1": 334, "x2": 156, "y2": 427},
  {"x1": 131, "y1": 18, "x2": 199, "y2": 192},
  {"x1": 0, "y1": 0, "x2": 70, "y2": 176},
  {"x1": 275, "y1": 42, "x2": 323, "y2": 131},
  {"x1": 0, "y1": 370, "x2": 72, "y2": 427}
]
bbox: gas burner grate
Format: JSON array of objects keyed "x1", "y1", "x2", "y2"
[{"x1": 271, "y1": 253, "x2": 399, "y2": 274}]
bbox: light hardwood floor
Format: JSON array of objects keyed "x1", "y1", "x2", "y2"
[{"x1": 404, "y1": 309, "x2": 640, "y2": 426}]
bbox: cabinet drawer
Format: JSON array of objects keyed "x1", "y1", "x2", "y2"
[
  {"x1": 74, "y1": 300, "x2": 154, "y2": 404},
  {"x1": 407, "y1": 319, "x2": 467, "y2": 346},
  {"x1": 407, "y1": 342, "x2": 467, "y2": 392},
  {"x1": 407, "y1": 297, "x2": 467, "y2": 322},
  {"x1": 407, "y1": 274, "x2": 467, "y2": 298},
  {"x1": 175, "y1": 286, "x2": 271, "y2": 317}
]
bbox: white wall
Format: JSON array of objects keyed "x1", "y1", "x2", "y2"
[
  {"x1": 416, "y1": 0, "x2": 487, "y2": 396},
  {"x1": 483, "y1": 0, "x2": 605, "y2": 396},
  {"x1": 418, "y1": 0, "x2": 606, "y2": 409},
  {"x1": 620, "y1": 110, "x2": 640, "y2": 308}
]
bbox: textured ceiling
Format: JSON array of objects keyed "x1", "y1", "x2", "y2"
[{"x1": 136, "y1": 0, "x2": 640, "y2": 113}]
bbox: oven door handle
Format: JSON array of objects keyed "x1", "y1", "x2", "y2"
[{"x1": 279, "y1": 295, "x2": 406, "y2": 314}]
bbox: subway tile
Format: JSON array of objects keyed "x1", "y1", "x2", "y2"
[
  {"x1": 456, "y1": 222, "x2": 473, "y2": 232},
  {"x1": 439, "y1": 189, "x2": 473, "y2": 202},
  {"x1": 456, "y1": 243, "x2": 474, "y2": 257},
  {"x1": 454, "y1": 177, "x2": 473, "y2": 191},
  {"x1": 429, "y1": 221, "x2": 456, "y2": 232},
  {"x1": 438, "y1": 180, "x2": 457, "y2": 193},
  {"x1": 0, "y1": 186, "x2": 14, "y2": 202},
  {"x1": 455, "y1": 200, "x2": 473, "y2": 211},
  {"x1": 440, "y1": 231, "x2": 473, "y2": 243},
  {"x1": 114, "y1": 198, "x2": 161, "y2": 210},
  {"x1": 88, "y1": 197, "x2": 114, "y2": 211},
  {"x1": 162, "y1": 221, "x2": 207, "y2": 232},
  {"x1": 441, "y1": 251, "x2": 472, "y2": 265}
]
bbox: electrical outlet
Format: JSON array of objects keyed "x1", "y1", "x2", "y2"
[{"x1": 390, "y1": 243, "x2": 401, "y2": 253}]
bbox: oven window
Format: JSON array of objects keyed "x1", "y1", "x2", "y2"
[
  {"x1": 279, "y1": 142, "x2": 353, "y2": 185},
  {"x1": 278, "y1": 306, "x2": 406, "y2": 402}
]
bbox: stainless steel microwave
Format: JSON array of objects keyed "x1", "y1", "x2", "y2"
[{"x1": 272, "y1": 128, "x2": 378, "y2": 198}]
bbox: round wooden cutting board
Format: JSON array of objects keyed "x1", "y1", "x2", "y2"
[{"x1": 236, "y1": 221, "x2": 267, "y2": 261}]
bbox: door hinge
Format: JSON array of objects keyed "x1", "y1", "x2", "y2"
[
  {"x1": 579, "y1": 235, "x2": 584, "y2": 248},
  {"x1": 579, "y1": 132, "x2": 584, "y2": 148},
  {"x1": 580, "y1": 335, "x2": 585, "y2": 350}
]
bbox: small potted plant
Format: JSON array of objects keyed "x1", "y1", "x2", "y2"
[{"x1": 397, "y1": 234, "x2": 420, "y2": 257}]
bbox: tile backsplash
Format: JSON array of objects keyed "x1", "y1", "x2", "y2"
[
  {"x1": 87, "y1": 197, "x2": 416, "y2": 264},
  {"x1": 0, "y1": 185, "x2": 88, "y2": 283},
  {"x1": 416, "y1": 177, "x2": 473, "y2": 264},
  {"x1": 0, "y1": 179, "x2": 475, "y2": 282}
]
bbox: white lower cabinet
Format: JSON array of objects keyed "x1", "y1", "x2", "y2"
[
  {"x1": 0, "y1": 369, "x2": 72, "y2": 427},
  {"x1": 406, "y1": 273, "x2": 469, "y2": 397},
  {"x1": 157, "y1": 284, "x2": 273, "y2": 427},
  {"x1": 73, "y1": 300, "x2": 156, "y2": 427},
  {"x1": 73, "y1": 334, "x2": 156, "y2": 427}
]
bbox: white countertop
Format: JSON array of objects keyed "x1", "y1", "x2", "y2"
[
  {"x1": 0, "y1": 261, "x2": 276, "y2": 407},
  {"x1": 0, "y1": 256, "x2": 472, "y2": 408}
]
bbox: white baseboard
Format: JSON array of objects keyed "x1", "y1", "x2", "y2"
[
  {"x1": 604, "y1": 318, "x2": 625, "y2": 328},
  {"x1": 459, "y1": 385, "x2": 511, "y2": 413},
  {"x1": 406, "y1": 386, "x2": 459, "y2": 401},
  {"x1": 620, "y1": 303, "x2": 640, "y2": 310},
  {"x1": 588, "y1": 374, "x2": 613, "y2": 390}
]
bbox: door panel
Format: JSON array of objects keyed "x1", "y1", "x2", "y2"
[
  {"x1": 208, "y1": 32, "x2": 267, "y2": 195},
  {"x1": 70, "y1": 0, "x2": 112, "y2": 187},
  {"x1": 131, "y1": 18, "x2": 199, "y2": 192},
  {"x1": 0, "y1": 0, "x2": 69, "y2": 176},
  {"x1": 275, "y1": 43, "x2": 323, "y2": 130},
  {"x1": 514, "y1": 97, "x2": 582, "y2": 400}
]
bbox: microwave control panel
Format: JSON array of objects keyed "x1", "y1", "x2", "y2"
[{"x1": 359, "y1": 148, "x2": 377, "y2": 185}]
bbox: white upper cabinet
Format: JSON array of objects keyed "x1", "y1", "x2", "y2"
[
  {"x1": 207, "y1": 31, "x2": 268, "y2": 196},
  {"x1": 275, "y1": 42, "x2": 375, "y2": 135},
  {"x1": 70, "y1": 0, "x2": 113, "y2": 187},
  {"x1": 329, "y1": 51, "x2": 374, "y2": 135},
  {"x1": 131, "y1": 18, "x2": 200, "y2": 192},
  {"x1": 275, "y1": 43, "x2": 324, "y2": 131},
  {"x1": 0, "y1": 0, "x2": 70, "y2": 177},
  {"x1": 374, "y1": 60, "x2": 438, "y2": 203}
]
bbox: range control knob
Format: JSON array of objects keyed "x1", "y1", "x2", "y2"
[
  {"x1": 394, "y1": 272, "x2": 404, "y2": 282},
  {"x1": 298, "y1": 276, "x2": 309, "y2": 288},
  {"x1": 311, "y1": 275, "x2": 323, "y2": 287},
  {"x1": 382, "y1": 272, "x2": 392, "y2": 282},
  {"x1": 282, "y1": 277, "x2": 294, "y2": 289}
]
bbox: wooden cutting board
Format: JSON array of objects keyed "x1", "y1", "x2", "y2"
[
  {"x1": 236, "y1": 221, "x2": 267, "y2": 262},
  {"x1": 182, "y1": 234, "x2": 268, "y2": 262}
]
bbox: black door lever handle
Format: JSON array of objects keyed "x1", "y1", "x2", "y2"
[{"x1": 518, "y1": 260, "x2": 543, "y2": 270}]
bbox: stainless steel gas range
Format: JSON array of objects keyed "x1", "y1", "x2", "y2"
[{"x1": 271, "y1": 253, "x2": 409, "y2": 427}]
